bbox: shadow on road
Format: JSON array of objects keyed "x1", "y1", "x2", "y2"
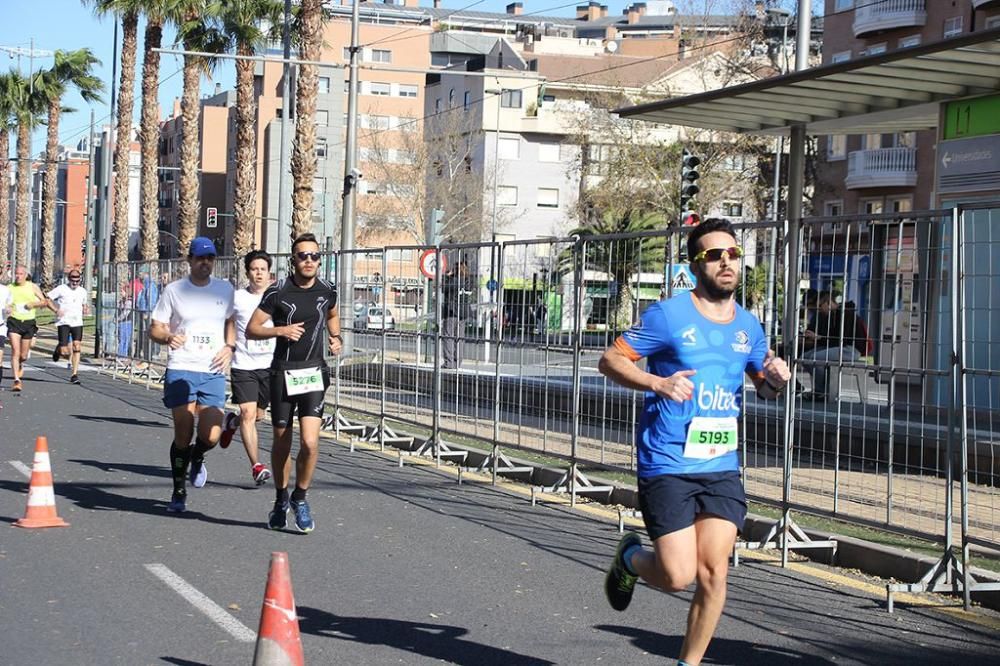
[
  {"x1": 297, "y1": 605, "x2": 556, "y2": 666},
  {"x1": 595, "y1": 624, "x2": 833, "y2": 664},
  {"x1": 71, "y1": 414, "x2": 169, "y2": 428},
  {"x1": 67, "y1": 459, "x2": 248, "y2": 490},
  {"x1": 0, "y1": 478, "x2": 264, "y2": 529},
  {"x1": 159, "y1": 658, "x2": 211, "y2": 666}
]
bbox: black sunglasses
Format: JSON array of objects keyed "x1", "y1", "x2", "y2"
[{"x1": 295, "y1": 252, "x2": 321, "y2": 262}]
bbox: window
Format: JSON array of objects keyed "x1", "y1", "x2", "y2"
[
  {"x1": 860, "y1": 199, "x2": 883, "y2": 215},
  {"x1": 864, "y1": 42, "x2": 887, "y2": 56},
  {"x1": 318, "y1": 77, "x2": 330, "y2": 94},
  {"x1": 313, "y1": 177, "x2": 325, "y2": 196},
  {"x1": 888, "y1": 197, "x2": 912, "y2": 213},
  {"x1": 315, "y1": 110, "x2": 328, "y2": 127},
  {"x1": 370, "y1": 49, "x2": 392, "y2": 63},
  {"x1": 448, "y1": 89, "x2": 455, "y2": 107},
  {"x1": 824, "y1": 201, "x2": 843, "y2": 217},
  {"x1": 497, "y1": 186, "x2": 518, "y2": 207},
  {"x1": 370, "y1": 82, "x2": 391, "y2": 96},
  {"x1": 537, "y1": 188, "x2": 559, "y2": 209},
  {"x1": 399, "y1": 84, "x2": 418, "y2": 98},
  {"x1": 722, "y1": 202, "x2": 743, "y2": 217},
  {"x1": 435, "y1": 98, "x2": 441, "y2": 114},
  {"x1": 316, "y1": 140, "x2": 327, "y2": 159},
  {"x1": 894, "y1": 132, "x2": 916, "y2": 148},
  {"x1": 943, "y1": 16, "x2": 963, "y2": 38},
  {"x1": 827, "y1": 135, "x2": 846, "y2": 161},
  {"x1": 369, "y1": 115, "x2": 390, "y2": 130},
  {"x1": 831, "y1": 51, "x2": 851, "y2": 64},
  {"x1": 500, "y1": 89, "x2": 522, "y2": 109},
  {"x1": 463, "y1": 91, "x2": 471, "y2": 110},
  {"x1": 538, "y1": 142, "x2": 560, "y2": 162},
  {"x1": 899, "y1": 35, "x2": 921, "y2": 48},
  {"x1": 497, "y1": 137, "x2": 520, "y2": 160}
]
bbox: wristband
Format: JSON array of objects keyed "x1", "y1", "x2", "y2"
[
  {"x1": 332, "y1": 334, "x2": 343, "y2": 341},
  {"x1": 226, "y1": 343, "x2": 236, "y2": 352},
  {"x1": 764, "y1": 378, "x2": 784, "y2": 393}
]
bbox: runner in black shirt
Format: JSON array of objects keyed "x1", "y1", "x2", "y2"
[{"x1": 247, "y1": 233, "x2": 342, "y2": 532}]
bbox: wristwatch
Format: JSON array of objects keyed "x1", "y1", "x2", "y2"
[{"x1": 226, "y1": 343, "x2": 237, "y2": 352}]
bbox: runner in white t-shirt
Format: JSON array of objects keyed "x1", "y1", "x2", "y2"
[
  {"x1": 149, "y1": 237, "x2": 236, "y2": 514},
  {"x1": 46, "y1": 269, "x2": 90, "y2": 384},
  {"x1": 0, "y1": 276, "x2": 11, "y2": 390},
  {"x1": 219, "y1": 250, "x2": 275, "y2": 486}
]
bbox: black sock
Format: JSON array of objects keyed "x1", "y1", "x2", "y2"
[
  {"x1": 191, "y1": 437, "x2": 213, "y2": 462},
  {"x1": 169, "y1": 442, "x2": 192, "y2": 495},
  {"x1": 291, "y1": 486, "x2": 307, "y2": 503},
  {"x1": 275, "y1": 487, "x2": 289, "y2": 505},
  {"x1": 0, "y1": 366, "x2": 4, "y2": 385}
]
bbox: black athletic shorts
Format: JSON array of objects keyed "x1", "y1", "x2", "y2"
[
  {"x1": 638, "y1": 471, "x2": 747, "y2": 540},
  {"x1": 270, "y1": 364, "x2": 330, "y2": 428},
  {"x1": 6, "y1": 317, "x2": 38, "y2": 339},
  {"x1": 231, "y1": 367, "x2": 271, "y2": 409},
  {"x1": 57, "y1": 325, "x2": 84, "y2": 346}
]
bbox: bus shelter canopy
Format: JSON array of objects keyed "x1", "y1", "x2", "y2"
[{"x1": 615, "y1": 27, "x2": 1000, "y2": 136}]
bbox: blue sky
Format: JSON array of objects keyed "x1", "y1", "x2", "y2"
[{"x1": 2, "y1": 1, "x2": 799, "y2": 156}]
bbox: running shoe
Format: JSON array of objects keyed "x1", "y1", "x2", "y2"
[
  {"x1": 12, "y1": 380, "x2": 22, "y2": 393},
  {"x1": 604, "y1": 532, "x2": 641, "y2": 612},
  {"x1": 268, "y1": 500, "x2": 289, "y2": 530},
  {"x1": 219, "y1": 411, "x2": 239, "y2": 449},
  {"x1": 69, "y1": 374, "x2": 81, "y2": 385},
  {"x1": 166, "y1": 491, "x2": 187, "y2": 513},
  {"x1": 189, "y1": 459, "x2": 208, "y2": 488},
  {"x1": 52, "y1": 347, "x2": 61, "y2": 362},
  {"x1": 290, "y1": 499, "x2": 315, "y2": 533},
  {"x1": 252, "y1": 463, "x2": 272, "y2": 486}
]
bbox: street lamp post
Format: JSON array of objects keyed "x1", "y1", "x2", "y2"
[{"x1": 484, "y1": 83, "x2": 503, "y2": 363}]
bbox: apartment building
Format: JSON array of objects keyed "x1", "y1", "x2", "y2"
[
  {"x1": 817, "y1": 0, "x2": 1000, "y2": 218},
  {"x1": 158, "y1": 88, "x2": 234, "y2": 256},
  {"x1": 26, "y1": 145, "x2": 90, "y2": 276}
]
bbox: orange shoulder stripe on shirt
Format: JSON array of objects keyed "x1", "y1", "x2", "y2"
[{"x1": 614, "y1": 336, "x2": 642, "y2": 362}]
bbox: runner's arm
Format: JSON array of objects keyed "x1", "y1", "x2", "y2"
[
  {"x1": 247, "y1": 307, "x2": 282, "y2": 339},
  {"x1": 149, "y1": 319, "x2": 174, "y2": 345}
]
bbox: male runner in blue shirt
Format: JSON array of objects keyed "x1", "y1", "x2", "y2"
[{"x1": 599, "y1": 218, "x2": 790, "y2": 666}]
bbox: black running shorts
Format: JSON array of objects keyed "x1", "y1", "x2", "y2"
[
  {"x1": 638, "y1": 471, "x2": 747, "y2": 540},
  {"x1": 57, "y1": 325, "x2": 84, "y2": 346},
  {"x1": 6, "y1": 317, "x2": 38, "y2": 339},
  {"x1": 231, "y1": 367, "x2": 271, "y2": 409},
  {"x1": 270, "y1": 364, "x2": 330, "y2": 428}
]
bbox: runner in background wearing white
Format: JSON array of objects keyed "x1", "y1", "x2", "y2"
[
  {"x1": 0, "y1": 272, "x2": 11, "y2": 391},
  {"x1": 220, "y1": 250, "x2": 275, "y2": 486},
  {"x1": 149, "y1": 237, "x2": 236, "y2": 513},
  {"x1": 46, "y1": 269, "x2": 90, "y2": 384}
]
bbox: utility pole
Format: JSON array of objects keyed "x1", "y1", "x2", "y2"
[
  {"x1": 276, "y1": 0, "x2": 293, "y2": 257},
  {"x1": 95, "y1": 21, "x2": 118, "y2": 357},
  {"x1": 339, "y1": 0, "x2": 362, "y2": 353},
  {"x1": 84, "y1": 109, "x2": 96, "y2": 292}
]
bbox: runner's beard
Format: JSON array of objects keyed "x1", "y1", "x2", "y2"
[{"x1": 701, "y1": 272, "x2": 737, "y2": 300}]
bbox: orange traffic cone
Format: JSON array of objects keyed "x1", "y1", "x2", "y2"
[
  {"x1": 14, "y1": 436, "x2": 70, "y2": 529},
  {"x1": 252, "y1": 551, "x2": 304, "y2": 666}
]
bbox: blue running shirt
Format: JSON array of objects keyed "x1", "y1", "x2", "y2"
[{"x1": 614, "y1": 292, "x2": 767, "y2": 477}]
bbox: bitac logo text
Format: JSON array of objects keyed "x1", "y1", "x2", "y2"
[{"x1": 697, "y1": 385, "x2": 739, "y2": 411}]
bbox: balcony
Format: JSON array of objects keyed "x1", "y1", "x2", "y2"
[
  {"x1": 972, "y1": 0, "x2": 1000, "y2": 7},
  {"x1": 853, "y1": 0, "x2": 926, "y2": 38},
  {"x1": 846, "y1": 147, "x2": 918, "y2": 189}
]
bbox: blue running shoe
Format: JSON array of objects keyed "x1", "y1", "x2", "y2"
[
  {"x1": 268, "y1": 501, "x2": 289, "y2": 530},
  {"x1": 189, "y1": 459, "x2": 208, "y2": 488},
  {"x1": 166, "y1": 492, "x2": 187, "y2": 513},
  {"x1": 290, "y1": 499, "x2": 315, "y2": 533}
]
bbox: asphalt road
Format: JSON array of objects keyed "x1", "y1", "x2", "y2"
[{"x1": 1, "y1": 359, "x2": 999, "y2": 665}]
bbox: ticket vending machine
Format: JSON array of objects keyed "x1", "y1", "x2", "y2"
[{"x1": 878, "y1": 232, "x2": 923, "y2": 384}]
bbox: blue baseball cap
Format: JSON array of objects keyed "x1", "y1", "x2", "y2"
[{"x1": 189, "y1": 236, "x2": 217, "y2": 257}]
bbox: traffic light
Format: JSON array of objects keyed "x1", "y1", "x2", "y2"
[
  {"x1": 206, "y1": 207, "x2": 218, "y2": 228},
  {"x1": 429, "y1": 208, "x2": 445, "y2": 245},
  {"x1": 679, "y1": 149, "x2": 701, "y2": 217}
]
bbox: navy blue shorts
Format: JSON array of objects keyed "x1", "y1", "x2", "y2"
[
  {"x1": 638, "y1": 471, "x2": 747, "y2": 540},
  {"x1": 163, "y1": 369, "x2": 227, "y2": 410}
]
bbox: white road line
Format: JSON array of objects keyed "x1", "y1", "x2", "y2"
[
  {"x1": 144, "y1": 563, "x2": 257, "y2": 643},
  {"x1": 8, "y1": 461, "x2": 32, "y2": 478}
]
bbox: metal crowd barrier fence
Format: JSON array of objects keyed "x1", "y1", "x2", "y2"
[{"x1": 92, "y1": 205, "x2": 1000, "y2": 610}]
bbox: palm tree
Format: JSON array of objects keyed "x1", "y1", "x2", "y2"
[
  {"x1": 290, "y1": 0, "x2": 323, "y2": 237},
  {"x1": 565, "y1": 208, "x2": 667, "y2": 331},
  {"x1": 9, "y1": 70, "x2": 46, "y2": 269},
  {"x1": 138, "y1": 0, "x2": 170, "y2": 260},
  {"x1": 218, "y1": 0, "x2": 282, "y2": 258},
  {"x1": 172, "y1": 0, "x2": 226, "y2": 256},
  {"x1": 35, "y1": 49, "x2": 104, "y2": 288},
  {"x1": 86, "y1": 0, "x2": 143, "y2": 262},
  {"x1": 0, "y1": 72, "x2": 16, "y2": 276}
]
